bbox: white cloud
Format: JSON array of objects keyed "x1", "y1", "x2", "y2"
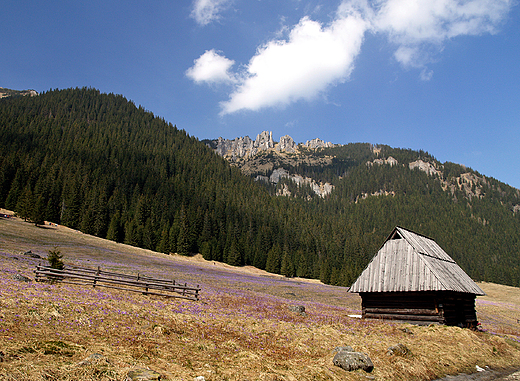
[
  {"x1": 373, "y1": 0, "x2": 512, "y2": 67},
  {"x1": 187, "y1": 0, "x2": 513, "y2": 112},
  {"x1": 220, "y1": 11, "x2": 368, "y2": 114},
  {"x1": 186, "y1": 49, "x2": 236, "y2": 85},
  {"x1": 191, "y1": 0, "x2": 231, "y2": 26}
]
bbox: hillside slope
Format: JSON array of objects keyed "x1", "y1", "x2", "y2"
[
  {"x1": 1, "y1": 87, "x2": 519, "y2": 287},
  {"x1": 1, "y1": 214, "x2": 520, "y2": 380}
]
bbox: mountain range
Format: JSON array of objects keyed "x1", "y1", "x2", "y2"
[{"x1": 1, "y1": 87, "x2": 519, "y2": 287}]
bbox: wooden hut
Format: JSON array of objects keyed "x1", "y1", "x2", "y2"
[{"x1": 349, "y1": 226, "x2": 485, "y2": 327}]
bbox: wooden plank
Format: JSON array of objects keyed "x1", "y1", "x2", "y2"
[
  {"x1": 364, "y1": 308, "x2": 439, "y2": 316},
  {"x1": 364, "y1": 313, "x2": 443, "y2": 322}
]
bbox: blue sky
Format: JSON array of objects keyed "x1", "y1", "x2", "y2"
[{"x1": 2, "y1": 0, "x2": 519, "y2": 189}]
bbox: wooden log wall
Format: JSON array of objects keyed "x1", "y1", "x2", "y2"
[
  {"x1": 439, "y1": 293, "x2": 478, "y2": 328},
  {"x1": 360, "y1": 292, "x2": 443, "y2": 324},
  {"x1": 359, "y1": 291, "x2": 479, "y2": 327}
]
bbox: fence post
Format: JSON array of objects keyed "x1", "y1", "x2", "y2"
[{"x1": 93, "y1": 266, "x2": 100, "y2": 287}]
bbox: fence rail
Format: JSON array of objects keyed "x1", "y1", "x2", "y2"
[{"x1": 34, "y1": 264, "x2": 200, "y2": 301}]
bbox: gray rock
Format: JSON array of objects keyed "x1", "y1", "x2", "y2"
[
  {"x1": 126, "y1": 368, "x2": 161, "y2": 380},
  {"x1": 288, "y1": 305, "x2": 306, "y2": 316},
  {"x1": 75, "y1": 353, "x2": 107, "y2": 366},
  {"x1": 333, "y1": 350, "x2": 374, "y2": 373},
  {"x1": 13, "y1": 274, "x2": 32, "y2": 282},
  {"x1": 388, "y1": 343, "x2": 411, "y2": 356}
]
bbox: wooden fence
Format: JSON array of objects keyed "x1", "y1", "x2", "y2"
[{"x1": 34, "y1": 264, "x2": 200, "y2": 301}]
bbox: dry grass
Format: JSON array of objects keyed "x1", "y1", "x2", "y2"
[{"x1": 1, "y1": 212, "x2": 520, "y2": 380}]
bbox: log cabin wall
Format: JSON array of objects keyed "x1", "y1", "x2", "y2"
[
  {"x1": 438, "y1": 292, "x2": 478, "y2": 328},
  {"x1": 360, "y1": 291, "x2": 443, "y2": 324},
  {"x1": 360, "y1": 291, "x2": 478, "y2": 327}
]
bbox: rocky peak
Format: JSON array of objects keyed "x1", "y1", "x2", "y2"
[
  {"x1": 303, "y1": 137, "x2": 335, "y2": 149},
  {"x1": 276, "y1": 135, "x2": 297, "y2": 153},
  {"x1": 254, "y1": 131, "x2": 274, "y2": 151}
]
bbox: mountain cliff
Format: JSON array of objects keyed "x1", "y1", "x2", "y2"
[{"x1": 204, "y1": 132, "x2": 337, "y2": 197}]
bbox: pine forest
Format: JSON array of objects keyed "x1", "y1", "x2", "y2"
[{"x1": 1, "y1": 88, "x2": 519, "y2": 287}]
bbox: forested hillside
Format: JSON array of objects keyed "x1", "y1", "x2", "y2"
[{"x1": 1, "y1": 87, "x2": 519, "y2": 287}]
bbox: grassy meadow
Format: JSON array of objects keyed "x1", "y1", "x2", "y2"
[{"x1": 1, "y1": 210, "x2": 520, "y2": 381}]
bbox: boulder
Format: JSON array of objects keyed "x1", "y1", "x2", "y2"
[
  {"x1": 126, "y1": 368, "x2": 161, "y2": 380},
  {"x1": 388, "y1": 343, "x2": 411, "y2": 356},
  {"x1": 288, "y1": 305, "x2": 306, "y2": 316},
  {"x1": 13, "y1": 274, "x2": 32, "y2": 282},
  {"x1": 333, "y1": 347, "x2": 374, "y2": 373},
  {"x1": 75, "y1": 353, "x2": 107, "y2": 366}
]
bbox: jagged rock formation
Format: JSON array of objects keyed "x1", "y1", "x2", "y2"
[
  {"x1": 212, "y1": 131, "x2": 334, "y2": 162},
  {"x1": 209, "y1": 131, "x2": 335, "y2": 198},
  {"x1": 214, "y1": 131, "x2": 275, "y2": 161},
  {"x1": 303, "y1": 137, "x2": 335, "y2": 149},
  {"x1": 276, "y1": 135, "x2": 297, "y2": 153}
]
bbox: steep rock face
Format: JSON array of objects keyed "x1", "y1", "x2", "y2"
[
  {"x1": 409, "y1": 160, "x2": 441, "y2": 176},
  {"x1": 259, "y1": 167, "x2": 334, "y2": 198},
  {"x1": 255, "y1": 131, "x2": 275, "y2": 152}
]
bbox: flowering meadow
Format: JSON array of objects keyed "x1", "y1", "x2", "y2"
[{"x1": 1, "y1": 216, "x2": 520, "y2": 380}]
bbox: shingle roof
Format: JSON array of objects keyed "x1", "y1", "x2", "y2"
[{"x1": 349, "y1": 226, "x2": 485, "y2": 295}]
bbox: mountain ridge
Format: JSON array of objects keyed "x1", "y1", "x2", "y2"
[{"x1": 206, "y1": 131, "x2": 520, "y2": 207}]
